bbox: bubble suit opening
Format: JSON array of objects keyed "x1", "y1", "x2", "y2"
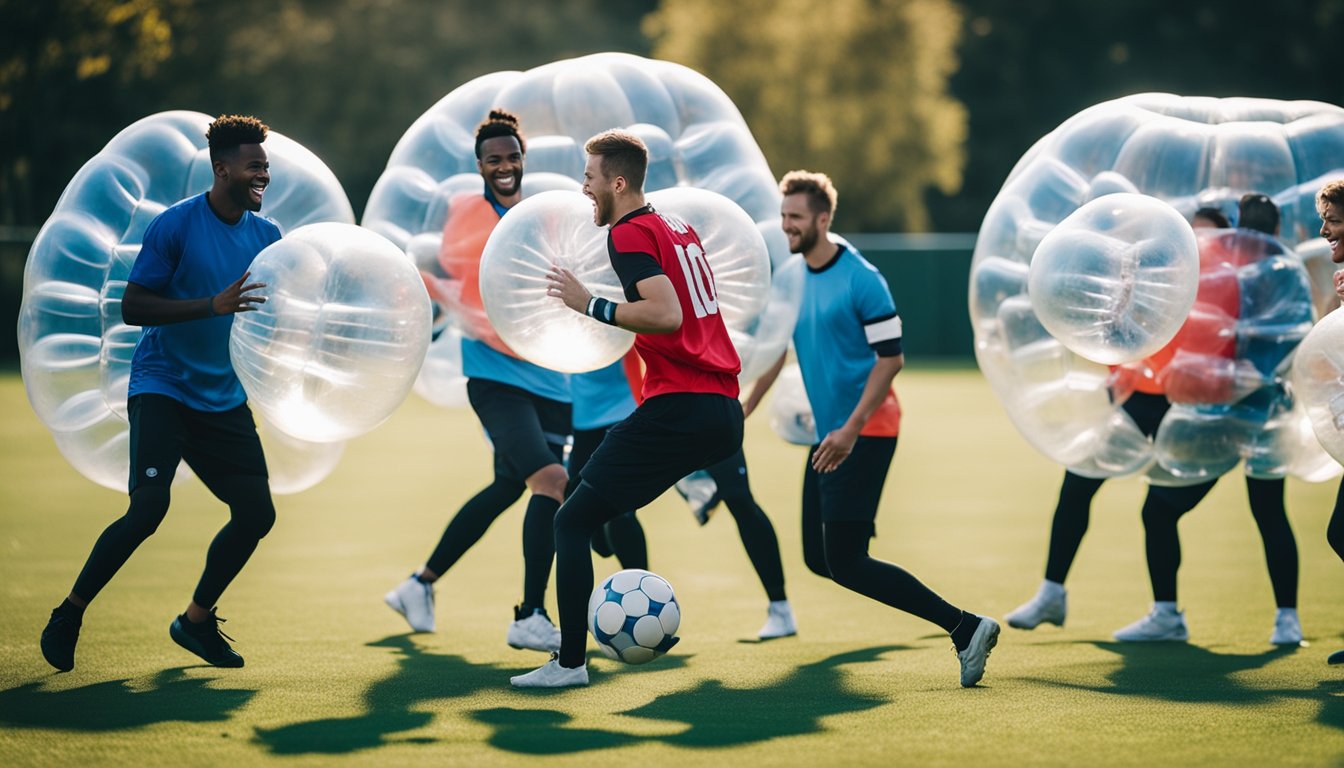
[
  {"x1": 478, "y1": 188, "x2": 770, "y2": 373},
  {"x1": 363, "y1": 53, "x2": 792, "y2": 384},
  {"x1": 18, "y1": 111, "x2": 355, "y2": 493},
  {"x1": 1028, "y1": 193, "x2": 1199, "y2": 365},
  {"x1": 230, "y1": 223, "x2": 432, "y2": 443},
  {"x1": 972, "y1": 94, "x2": 1342, "y2": 483}
]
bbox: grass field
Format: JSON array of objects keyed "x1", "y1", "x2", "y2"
[{"x1": 1, "y1": 367, "x2": 1342, "y2": 767}]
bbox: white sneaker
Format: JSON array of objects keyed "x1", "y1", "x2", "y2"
[
  {"x1": 956, "y1": 616, "x2": 1000, "y2": 687},
  {"x1": 1005, "y1": 582, "x2": 1067, "y2": 630},
  {"x1": 507, "y1": 609, "x2": 562, "y2": 652},
  {"x1": 1271, "y1": 608, "x2": 1303, "y2": 645},
  {"x1": 758, "y1": 600, "x2": 798, "y2": 640},
  {"x1": 1113, "y1": 606, "x2": 1188, "y2": 642},
  {"x1": 510, "y1": 654, "x2": 589, "y2": 688},
  {"x1": 384, "y1": 575, "x2": 435, "y2": 632}
]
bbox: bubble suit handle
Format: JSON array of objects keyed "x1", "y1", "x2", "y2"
[{"x1": 230, "y1": 223, "x2": 432, "y2": 442}]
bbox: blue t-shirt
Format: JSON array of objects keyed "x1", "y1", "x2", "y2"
[
  {"x1": 792, "y1": 244, "x2": 902, "y2": 438},
  {"x1": 127, "y1": 193, "x2": 281, "y2": 411},
  {"x1": 459, "y1": 186, "x2": 570, "y2": 402},
  {"x1": 570, "y1": 359, "x2": 637, "y2": 430}
]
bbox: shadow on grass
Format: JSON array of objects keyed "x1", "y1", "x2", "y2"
[
  {"x1": 0, "y1": 667, "x2": 255, "y2": 731},
  {"x1": 253, "y1": 633, "x2": 512, "y2": 754},
  {"x1": 472, "y1": 644, "x2": 909, "y2": 755}
]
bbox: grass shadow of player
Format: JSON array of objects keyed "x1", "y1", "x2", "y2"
[
  {"x1": 0, "y1": 667, "x2": 255, "y2": 731},
  {"x1": 1034, "y1": 641, "x2": 1314, "y2": 708},
  {"x1": 471, "y1": 643, "x2": 910, "y2": 754},
  {"x1": 252, "y1": 633, "x2": 512, "y2": 755}
]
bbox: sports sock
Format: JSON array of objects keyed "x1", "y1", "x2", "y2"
[{"x1": 950, "y1": 611, "x2": 981, "y2": 652}]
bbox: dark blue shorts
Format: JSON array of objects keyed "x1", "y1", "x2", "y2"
[
  {"x1": 468, "y1": 378, "x2": 571, "y2": 482},
  {"x1": 128, "y1": 394, "x2": 268, "y2": 494},
  {"x1": 805, "y1": 436, "x2": 897, "y2": 524}
]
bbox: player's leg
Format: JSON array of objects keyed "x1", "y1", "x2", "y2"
[
  {"x1": 1006, "y1": 470, "x2": 1104, "y2": 630},
  {"x1": 818, "y1": 436, "x2": 998, "y2": 687},
  {"x1": 801, "y1": 448, "x2": 829, "y2": 578},
  {"x1": 41, "y1": 394, "x2": 186, "y2": 671},
  {"x1": 707, "y1": 449, "x2": 793, "y2": 638},
  {"x1": 601, "y1": 513, "x2": 648, "y2": 570},
  {"x1": 1328, "y1": 478, "x2": 1344, "y2": 665},
  {"x1": 1245, "y1": 476, "x2": 1301, "y2": 644},
  {"x1": 169, "y1": 401, "x2": 274, "y2": 668},
  {"x1": 1113, "y1": 480, "x2": 1214, "y2": 642}
]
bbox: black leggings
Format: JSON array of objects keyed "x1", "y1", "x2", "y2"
[
  {"x1": 1330, "y1": 477, "x2": 1344, "y2": 563},
  {"x1": 554, "y1": 482, "x2": 624, "y2": 666},
  {"x1": 72, "y1": 475, "x2": 275, "y2": 609},
  {"x1": 569, "y1": 426, "x2": 647, "y2": 569}
]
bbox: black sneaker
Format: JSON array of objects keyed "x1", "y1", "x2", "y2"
[
  {"x1": 1329, "y1": 649, "x2": 1344, "y2": 666},
  {"x1": 41, "y1": 606, "x2": 82, "y2": 672},
  {"x1": 170, "y1": 609, "x2": 244, "y2": 668}
]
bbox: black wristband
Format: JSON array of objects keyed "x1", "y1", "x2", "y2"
[{"x1": 588, "y1": 297, "x2": 618, "y2": 326}]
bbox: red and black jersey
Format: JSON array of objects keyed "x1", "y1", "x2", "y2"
[{"x1": 607, "y1": 205, "x2": 740, "y2": 400}]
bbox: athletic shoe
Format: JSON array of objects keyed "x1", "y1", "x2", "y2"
[
  {"x1": 956, "y1": 616, "x2": 1000, "y2": 687},
  {"x1": 1270, "y1": 608, "x2": 1303, "y2": 645},
  {"x1": 1005, "y1": 583, "x2": 1067, "y2": 630},
  {"x1": 384, "y1": 574, "x2": 435, "y2": 633},
  {"x1": 170, "y1": 610, "x2": 244, "y2": 668},
  {"x1": 1328, "y1": 649, "x2": 1344, "y2": 665},
  {"x1": 40, "y1": 606, "x2": 82, "y2": 672},
  {"x1": 758, "y1": 600, "x2": 798, "y2": 639},
  {"x1": 1113, "y1": 607, "x2": 1188, "y2": 642},
  {"x1": 507, "y1": 606, "x2": 562, "y2": 652},
  {"x1": 510, "y1": 653, "x2": 589, "y2": 688}
]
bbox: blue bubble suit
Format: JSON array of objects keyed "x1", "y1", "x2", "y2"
[
  {"x1": 230, "y1": 223, "x2": 432, "y2": 443},
  {"x1": 18, "y1": 111, "x2": 356, "y2": 493},
  {"x1": 363, "y1": 53, "x2": 792, "y2": 389},
  {"x1": 970, "y1": 94, "x2": 1344, "y2": 482}
]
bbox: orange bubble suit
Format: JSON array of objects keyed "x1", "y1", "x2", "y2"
[{"x1": 436, "y1": 192, "x2": 518, "y2": 358}]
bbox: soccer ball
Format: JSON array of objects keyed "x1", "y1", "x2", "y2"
[{"x1": 588, "y1": 569, "x2": 681, "y2": 664}]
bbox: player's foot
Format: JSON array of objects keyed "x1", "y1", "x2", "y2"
[
  {"x1": 384, "y1": 574, "x2": 435, "y2": 632},
  {"x1": 1329, "y1": 649, "x2": 1344, "y2": 665},
  {"x1": 41, "y1": 605, "x2": 82, "y2": 672},
  {"x1": 510, "y1": 653, "x2": 588, "y2": 688},
  {"x1": 1113, "y1": 605, "x2": 1188, "y2": 642},
  {"x1": 1270, "y1": 608, "x2": 1303, "y2": 645},
  {"x1": 1005, "y1": 581, "x2": 1066, "y2": 630},
  {"x1": 758, "y1": 599, "x2": 797, "y2": 639},
  {"x1": 955, "y1": 616, "x2": 1000, "y2": 687},
  {"x1": 170, "y1": 609, "x2": 244, "y2": 668},
  {"x1": 507, "y1": 605, "x2": 562, "y2": 652}
]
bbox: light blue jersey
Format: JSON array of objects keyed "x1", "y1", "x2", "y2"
[
  {"x1": 792, "y1": 244, "x2": 902, "y2": 438},
  {"x1": 570, "y1": 358, "x2": 637, "y2": 430},
  {"x1": 463, "y1": 338, "x2": 571, "y2": 402},
  {"x1": 127, "y1": 193, "x2": 281, "y2": 411}
]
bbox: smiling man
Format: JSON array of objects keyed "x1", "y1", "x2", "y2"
[{"x1": 40, "y1": 114, "x2": 280, "y2": 672}]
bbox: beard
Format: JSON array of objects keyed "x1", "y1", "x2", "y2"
[{"x1": 789, "y1": 226, "x2": 818, "y2": 254}]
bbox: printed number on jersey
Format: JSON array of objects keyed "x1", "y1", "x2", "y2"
[{"x1": 673, "y1": 243, "x2": 718, "y2": 318}]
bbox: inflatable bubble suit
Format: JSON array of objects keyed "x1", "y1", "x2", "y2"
[
  {"x1": 18, "y1": 110, "x2": 356, "y2": 493},
  {"x1": 362, "y1": 53, "x2": 801, "y2": 393},
  {"x1": 970, "y1": 94, "x2": 1344, "y2": 484},
  {"x1": 230, "y1": 223, "x2": 432, "y2": 443},
  {"x1": 769, "y1": 363, "x2": 818, "y2": 446},
  {"x1": 1293, "y1": 307, "x2": 1344, "y2": 466}
]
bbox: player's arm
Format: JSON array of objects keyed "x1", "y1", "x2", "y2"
[
  {"x1": 812, "y1": 352, "x2": 903, "y2": 473},
  {"x1": 121, "y1": 272, "x2": 266, "y2": 327},
  {"x1": 546, "y1": 265, "x2": 682, "y2": 334},
  {"x1": 742, "y1": 352, "x2": 787, "y2": 418}
]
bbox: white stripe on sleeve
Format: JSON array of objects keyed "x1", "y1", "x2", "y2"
[{"x1": 864, "y1": 316, "x2": 903, "y2": 345}]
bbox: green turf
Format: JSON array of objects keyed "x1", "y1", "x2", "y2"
[{"x1": 2, "y1": 368, "x2": 1342, "y2": 766}]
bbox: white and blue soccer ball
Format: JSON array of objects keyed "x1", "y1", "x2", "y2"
[{"x1": 588, "y1": 569, "x2": 681, "y2": 664}]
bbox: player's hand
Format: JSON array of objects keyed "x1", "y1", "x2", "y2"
[
  {"x1": 812, "y1": 425, "x2": 860, "y2": 473},
  {"x1": 1334, "y1": 268, "x2": 1344, "y2": 301},
  {"x1": 545, "y1": 264, "x2": 591, "y2": 314},
  {"x1": 212, "y1": 272, "x2": 267, "y2": 315}
]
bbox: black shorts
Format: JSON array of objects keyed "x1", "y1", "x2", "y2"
[
  {"x1": 128, "y1": 394, "x2": 268, "y2": 494},
  {"x1": 467, "y1": 378, "x2": 571, "y2": 482},
  {"x1": 704, "y1": 446, "x2": 751, "y2": 500},
  {"x1": 807, "y1": 436, "x2": 897, "y2": 523},
  {"x1": 581, "y1": 392, "x2": 744, "y2": 511},
  {"x1": 1121, "y1": 391, "x2": 1170, "y2": 439}
]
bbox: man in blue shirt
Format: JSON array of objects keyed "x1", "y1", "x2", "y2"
[
  {"x1": 41, "y1": 115, "x2": 280, "y2": 671},
  {"x1": 746, "y1": 170, "x2": 999, "y2": 687}
]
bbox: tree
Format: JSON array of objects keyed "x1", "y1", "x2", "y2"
[{"x1": 647, "y1": 0, "x2": 967, "y2": 232}]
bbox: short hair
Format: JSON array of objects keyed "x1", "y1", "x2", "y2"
[
  {"x1": 475, "y1": 109, "x2": 526, "y2": 158},
  {"x1": 1237, "y1": 192, "x2": 1279, "y2": 235},
  {"x1": 206, "y1": 114, "x2": 268, "y2": 163},
  {"x1": 1192, "y1": 206, "x2": 1230, "y2": 228},
  {"x1": 584, "y1": 129, "x2": 647, "y2": 192},
  {"x1": 779, "y1": 170, "x2": 838, "y2": 216},
  {"x1": 1317, "y1": 179, "x2": 1344, "y2": 216}
]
